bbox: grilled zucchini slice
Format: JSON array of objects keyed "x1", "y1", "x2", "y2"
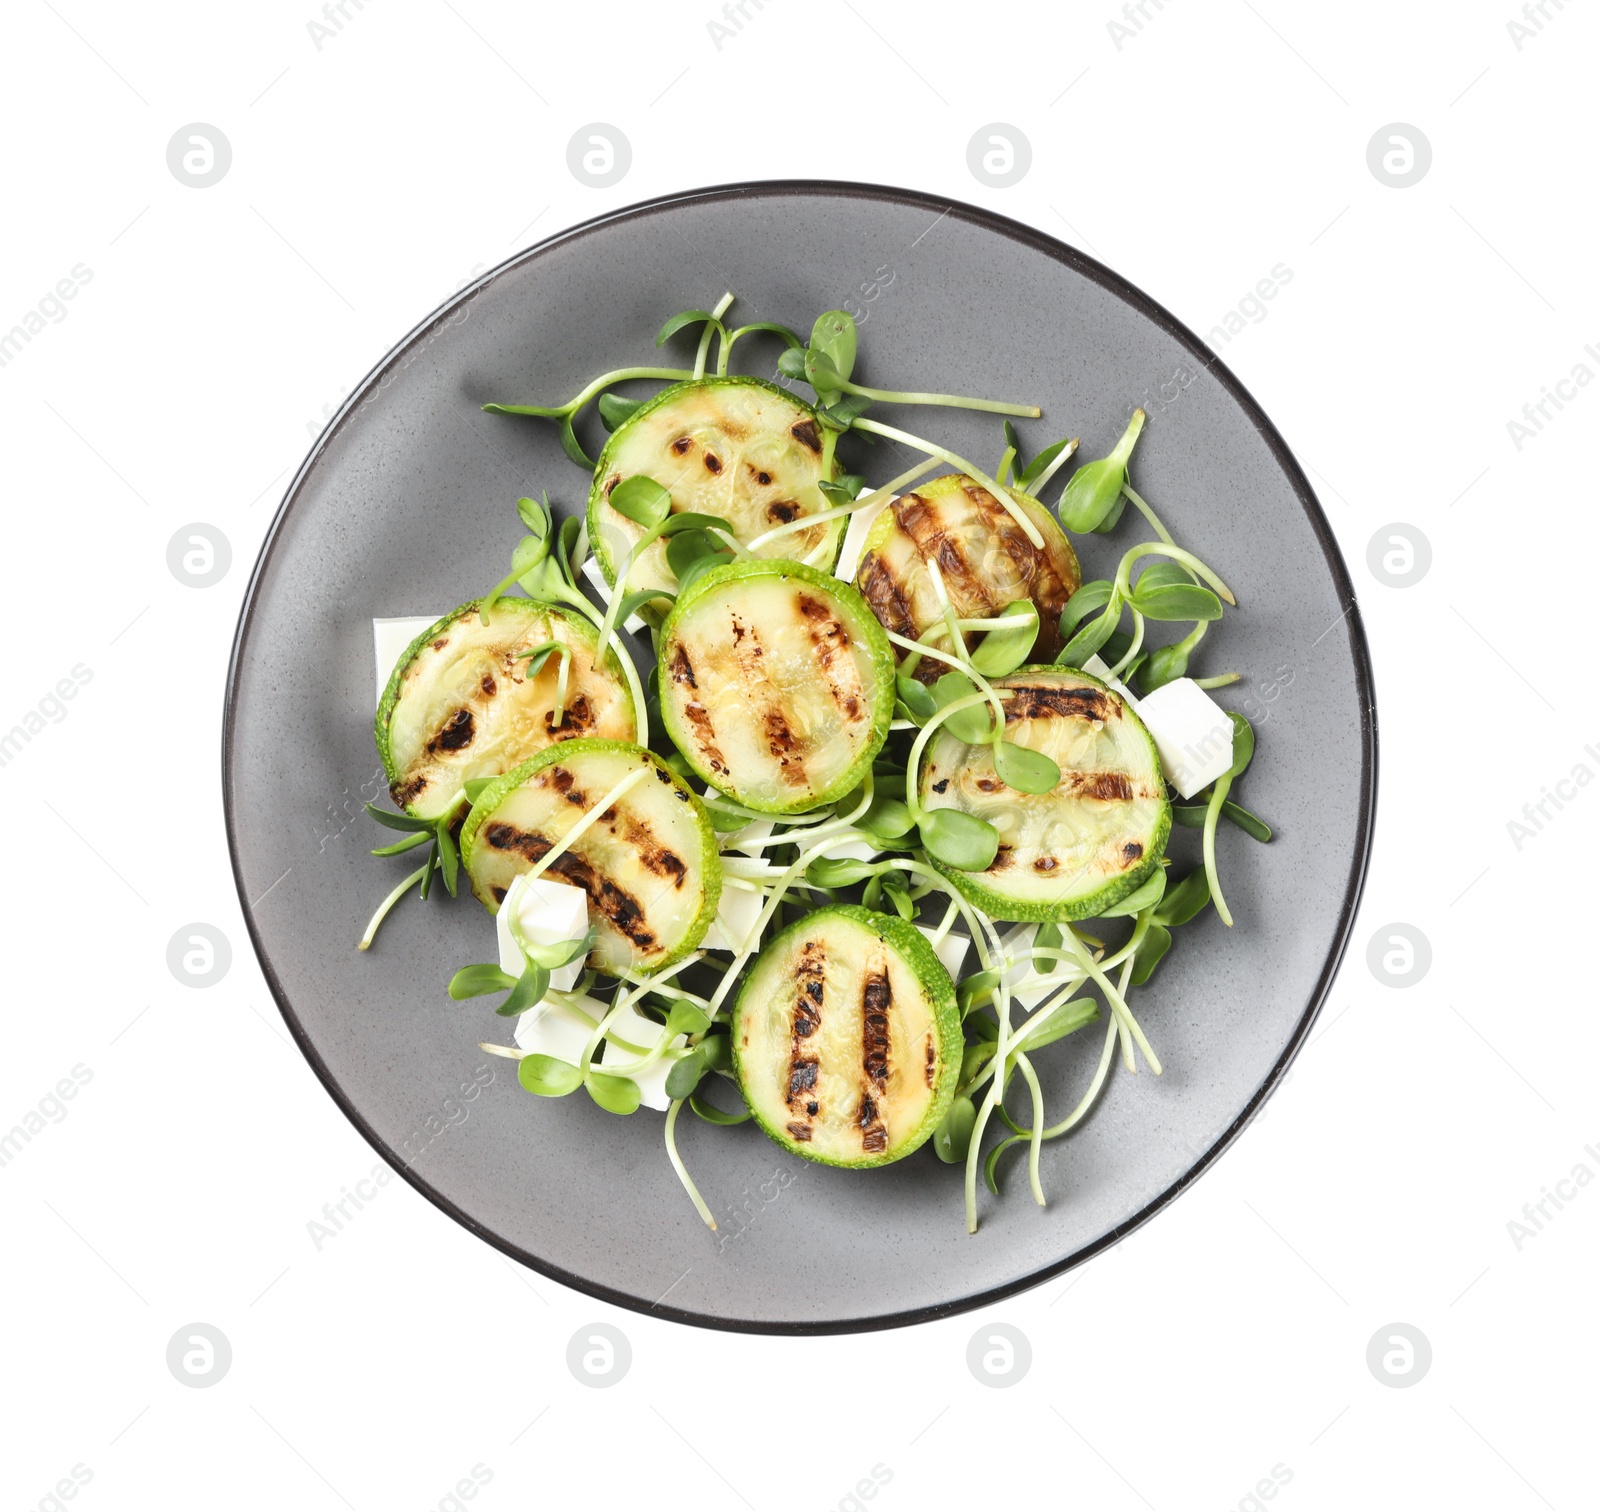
[
  {"x1": 855, "y1": 473, "x2": 1080, "y2": 675},
  {"x1": 587, "y1": 378, "x2": 844, "y2": 599},
  {"x1": 459, "y1": 739, "x2": 720, "y2": 975},
  {"x1": 919, "y1": 667, "x2": 1169, "y2": 921},
  {"x1": 732, "y1": 905, "x2": 960, "y2": 1169},
  {"x1": 377, "y1": 599, "x2": 635, "y2": 822},
  {"x1": 657, "y1": 560, "x2": 895, "y2": 814}
]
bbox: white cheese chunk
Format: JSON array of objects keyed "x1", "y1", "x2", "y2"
[
  {"x1": 512, "y1": 995, "x2": 601, "y2": 1064},
  {"x1": 373, "y1": 615, "x2": 441, "y2": 708},
  {"x1": 582, "y1": 557, "x2": 645, "y2": 633},
  {"x1": 833, "y1": 490, "x2": 894, "y2": 582},
  {"x1": 495, "y1": 874, "x2": 589, "y2": 992},
  {"x1": 827, "y1": 837, "x2": 880, "y2": 863},
  {"x1": 599, "y1": 1001, "x2": 687, "y2": 1112},
  {"x1": 917, "y1": 926, "x2": 969, "y2": 981},
  {"x1": 1082, "y1": 654, "x2": 1233, "y2": 799},
  {"x1": 701, "y1": 884, "x2": 765, "y2": 954},
  {"x1": 1132, "y1": 679, "x2": 1235, "y2": 799}
]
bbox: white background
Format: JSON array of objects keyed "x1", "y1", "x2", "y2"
[{"x1": 2, "y1": 1, "x2": 1596, "y2": 1508}]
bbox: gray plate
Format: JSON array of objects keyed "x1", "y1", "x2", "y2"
[{"x1": 224, "y1": 181, "x2": 1375, "y2": 1334}]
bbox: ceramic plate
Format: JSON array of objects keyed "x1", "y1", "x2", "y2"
[{"x1": 224, "y1": 180, "x2": 1375, "y2": 1333}]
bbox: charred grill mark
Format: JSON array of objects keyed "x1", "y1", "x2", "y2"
[
  {"x1": 548, "y1": 692, "x2": 594, "y2": 736},
  {"x1": 1033, "y1": 857, "x2": 1058, "y2": 872},
  {"x1": 1076, "y1": 771, "x2": 1135, "y2": 802},
  {"x1": 431, "y1": 637, "x2": 449, "y2": 651},
  {"x1": 1006, "y1": 684, "x2": 1120, "y2": 723},
  {"x1": 795, "y1": 592, "x2": 866, "y2": 724},
  {"x1": 859, "y1": 1093, "x2": 888, "y2": 1154},
  {"x1": 925, "y1": 1038, "x2": 937, "y2": 1088},
  {"x1": 989, "y1": 844, "x2": 1014, "y2": 871},
  {"x1": 669, "y1": 644, "x2": 728, "y2": 774},
  {"x1": 931, "y1": 778, "x2": 949, "y2": 794},
  {"x1": 481, "y1": 674, "x2": 497, "y2": 696},
  {"x1": 1122, "y1": 841, "x2": 1144, "y2": 866},
  {"x1": 858, "y1": 554, "x2": 919, "y2": 644},
  {"x1": 862, "y1": 970, "x2": 891, "y2": 1090},
  {"x1": 604, "y1": 472, "x2": 622, "y2": 494},
  {"x1": 491, "y1": 885, "x2": 508, "y2": 904},
  {"x1": 428, "y1": 708, "x2": 475, "y2": 753},
  {"x1": 617, "y1": 811, "x2": 688, "y2": 887},
  {"x1": 670, "y1": 437, "x2": 692, "y2": 456},
  {"x1": 791, "y1": 419, "x2": 821, "y2": 452},
  {"x1": 391, "y1": 773, "x2": 427, "y2": 806},
  {"x1": 482, "y1": 823, "x2": 658, "y2": 950},
  {"x1": 764, "y1": 709, "x2": 808, "y2": 784},
  {"x1": 704, "y1": 453, "x2": 722, "y2": 474},
  {"x1": 787, "y1": 942, "x2": 826, "y2": 1127},
  {"x1": 766, "y1": 499, "x2": 800, "y2": 523},
  {"x1": 754, "y1": 468, "x2": 773, "y2": 486}
]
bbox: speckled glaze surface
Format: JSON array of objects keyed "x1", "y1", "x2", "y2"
[{"x1": 224, "y1": 181, "x2": 1376, "y2": 1334}]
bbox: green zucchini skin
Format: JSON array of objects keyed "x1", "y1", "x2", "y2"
[
  {"x1": 657, "y1": 559, "x2": 896, "y2": 815},
  {"x1": 856, "y1": 473, "x2": 1080, "y2": 677},
  {"x1": 732, "y1": 905, "x2": 961, "y2": 1170},
  {"x1": 459, "y1": 739, "x2": 721, "y2": 976},
  {"x1": 376, "y1": 599, "x2": 635, "y2": 822},
  {"x1": 920, "y1": 666, "x2": 1170, "y2": 922},
  {"x1": 586, "y1": 377, "x2": 844, "y2": 600}
]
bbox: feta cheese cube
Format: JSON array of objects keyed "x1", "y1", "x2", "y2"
[
  {"x1": 916, "y1": 926, "x2": 969, "y2": 981},
  {"x1": 512, "y1": 995, "x2": 602, "y2": 1063},
  {"x1": 582, "y1": 557, "x2": 645, "y2": 633},
  {"x1": 599, "y1": 1001, "x2": 688, "y2": 1112},
  {"x1": 373, "y1": 615, "x2": 441, "y2": 708},
  {"x1": 1134, "y1": 679, "x2": 1235, "y2": 799},
  {"x1": 827, "y1": 837, "x2": 881, "y2": 863},
  {"x1": 495, "y1": 874, "x2": 590, "y2": 992},
  {"x1": 701, "y1": 884, "x2": 765, "y2": 954}
]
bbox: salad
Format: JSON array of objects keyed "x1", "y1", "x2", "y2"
[{"x1": 358, "y1": 295, "x2": 1270, "y2": 1234}]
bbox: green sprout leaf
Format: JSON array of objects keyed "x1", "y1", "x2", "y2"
[
  {"x1": 519, "y1": 1054, "x2": 584, "y2": 1097},
  {"x1": 934, "y1": 672, "x2": 996, "y2": 743},
  {"x1": 1129, "y1": 922, "x2": 1173, "y2": 986},
  {"x1": 1096, "y1": 868, "x2": 1167, "y2": 919},
  {"x1": 819, "y1": 474, "x2": 867, "y2": 509},
  {"x1": 664, "y1": 1050, "x2": 709, "y2": 1102},
  {"x1": 1060, "y1": 604, "x2": 1119, "y2": 667},
  {"x1": 1139, "y1": 641, "x2": 1190, "y2": 693},
  {"x1": 970, "y1": 600, "x2": 1040, "y2": 678},
  {"x1": 818, "y1": 394, "x2": 873, "y2": 431},
  {"x1": 1016, "y1": 435, "x2": 1075, "y2": 491},
  {"x1": 447, "y1": 964, "x2": 517, "y2": 999},
  {"x1": 879, "y1": 868, "x2": 916, "y2": 920},
  {"x1": 655, "y1": 308, "x2": 718, "y2": 347},
  {"x1": 1060, "y1": 580, "x2": 1116, "y2": 636},
  {"x1": 515, "y1": 495, "x2": 552, "y2": 539},
  {"x1": 558, "y1": 413, "x2": 592, "y2": 469},
  {"x1": 776, "y1": 346, "x2": 808, "y2": 381},
  {"x1": 806, "y1": 856, "x2": 879, "y2": 889},
  {"x1": 862, "y1": 796, "x2": 915, "y2": 840},
  {"x1": 810, "y1": 309, "x2": 858, "y2": 390},
  {"x1": 1229, "y1": 712, "x2": 1255, "y2": 779},
  {"x1": 608, "y1": 474, "x2": 673, "y2": 528},
  {"x1": 993, "y1": 739, "x2": 1060, "y2": 795},
  {"x1": 1154, "y1": 867, "x2": 1212, "y2": 926},
  {"x1": 932, "y1": 1094, "x2": 977, "y2": 1164},
  {"x1": 1129, "y1": 582, "x2": 1224, "y2": 622},
  {"x1": 1172, "y1": 800, "x2": 1273, "y2": 842},
  {"x1": 665, "y1": 1001, "x2": 712, "y2": 1037},
  {"x1": 598, "y1": 393, "x2": 646, "y2": 432},
  {"x1": 364, "y1": 803, "x2": 434, "y2": 834},
  {"x1": 919, "y1": 809, "x2": 999, "y2": 871},
  {"x1": 689, "y1": 1089, "x2": 752, "y2": 1125},
  {"x1": 585, "y1": 1071, "x2": 642, "y2": 1115},
  {"x1": 1014, "y1": 997, "x2": 1099, "y2": 1052},
  {"x1": 1032, "y1": 921, "x2": 1062, "y2": 973},
  {"x1": 1060, "y1": 409, "x2": 1146, "y2": 533},
  {"x1": 895, "y1": 674, "x2": 936, "y2": 724},
  {"x1": 495, "y1": 960, "x2": 551, "y2": 1016}
]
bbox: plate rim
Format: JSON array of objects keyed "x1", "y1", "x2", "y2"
[{"x1": 222, "y1": 177, "x2": 1378, "y2": 1335}]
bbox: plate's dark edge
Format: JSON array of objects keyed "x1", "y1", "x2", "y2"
[{"x1": 222, "y1": 178, "x2": 1377, "y2": 1337}]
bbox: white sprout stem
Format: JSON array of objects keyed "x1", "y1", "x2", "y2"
[
  {"x1": 1027, "y1": 437, "x2": 1079, "y2": 494},
  {"x1": 929, "y1": 900, "x2": 960, "y2": 946},
  {"x1": 1039, "y1": 1004, "x2": 1121, "y2": 1140},
  {"x1": 479, "y1": 1042, "x2": 524, "y2": 1060},
  {"x1": 357, "y1": 860, "x2": 429, "y2": 950},
  {"x1": 491, "y1": 366, "x2": 694, "y2": 418},
  {"x1": 1107, "y1": 609, "x2": 1145, "y2": 680},
  {"x1": 1120, "y1": 483, "x2": 1179, "y2": 549},
  {"x1": 704, "y1": 811, "x2": 877, "y2": 1017},
  {"x1": 665, "y1": 1099, "x2": 718, "y2": 1231},
  {"x1": 1012, "y1": 1051, "x2": 1048, "y2": 1206},
  {"x1": 840, "y1": 379, "x2": 1040, "y2": 417},
  {"x1": 1116, "y1": 542, "x2": 1236, "y2": 606},
  {"x1": 851, "y1": 417, "x2": 1045, "y2": 548},
  {"x1": 693, "y1": 293, "x2": 735, "y2": 381},
  {"x1": 1062, "y1": 928, "x2": 1162, "y2": 1075},
  {"x1": 524, "y1": 766, "x2": 653, "y2": 886},
  {"x1": 1203, "y1": 774, "x2": 1236, "y2": 927}
]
